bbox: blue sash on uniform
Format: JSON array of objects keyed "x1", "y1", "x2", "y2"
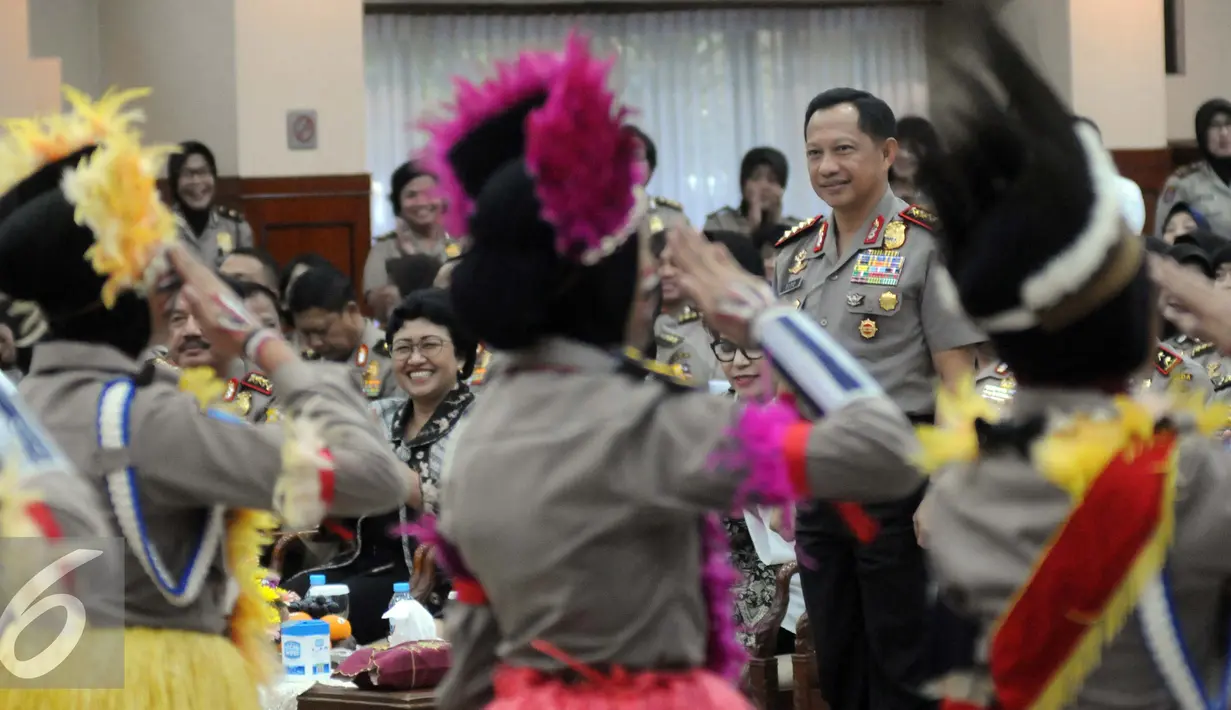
[
  {"x1": 97, "y1": 378, "x2": 225, "y2": 606},
  {"x1": 1139, "y1": 567, "x2": 1231, "y2": 710}
]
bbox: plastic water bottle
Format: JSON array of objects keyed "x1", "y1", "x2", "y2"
[
  {"x1": 306, "y1": 574, "x2": 326, "y2": 597},
  {"x1": 387, "y1": 582, "x2": 413, "y2": 641},
  {"x1": 389, "y1": 582, "x2": 412, "y2": 608}
]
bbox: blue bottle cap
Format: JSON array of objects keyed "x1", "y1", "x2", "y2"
[
  {"x1": 393, "y1": 582, "x2": 410, "y2": 593},
  {"x1": 282, "y1": 619, "x2": 329, "y2": 636},
  {"x1": 308, "y1": 574, "x2": 326, "y2": 586}
]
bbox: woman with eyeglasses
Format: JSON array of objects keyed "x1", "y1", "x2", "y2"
[
  {"x1": 703, "y1": 232, "x2": 804, "y2": 656},
  {"x1": 284, "y1": 288, "x2": 479, "y2": 643}
]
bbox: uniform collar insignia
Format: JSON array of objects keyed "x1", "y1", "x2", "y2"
[
  {"x1": 1155, "y1": 344, "x2": 1181, "y2": 376},
  {"x1": 355, "y1": 343, "x2": 369, "y2": 367}
]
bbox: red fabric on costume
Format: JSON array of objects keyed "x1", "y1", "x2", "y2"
[
  {"x1": 488, "y1": 666, "x2": 754, "y2": 710},
  {"x1": 453, "y1": 577, "x2": 488, "y2": 605}
]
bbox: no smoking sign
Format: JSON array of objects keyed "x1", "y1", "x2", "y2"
[{"x1": 287, "y1": 110, "x2": 318, "y2": 151}]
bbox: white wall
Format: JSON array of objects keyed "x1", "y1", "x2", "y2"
[
  {"x1": 996, "y1": 0, "x2": 1073, "y2": 104},
  {"x1": 97, "y1": 0, "x2": 241, "y2": 174},
  {"x1": 1068, "y1": 0, "x2": 1166, "y2": 149},
  {"x1": 27, "y1": 0, "x2": 100, "y2": 100},
  {"x1": 233, "y1": 0, "x2": 367, "y2": 177},
  {"x1": 0, "y1": 0, "x2": 61, "y2": 120},
  {"x1": 1166, "y1": 0, "x2": 1231, "y2": 142}
]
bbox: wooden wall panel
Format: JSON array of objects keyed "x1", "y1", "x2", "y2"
[{"x1": 236, "y1": 174, "x2": 373, "y2": 294}]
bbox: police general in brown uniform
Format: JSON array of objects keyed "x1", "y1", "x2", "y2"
[{"x1": 774, "y1": 87, "x2": 983, "y2": 710}]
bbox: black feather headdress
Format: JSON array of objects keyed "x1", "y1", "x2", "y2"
[{"x1": 919, "y1": 1, "x2": 1152, "y2": 387}]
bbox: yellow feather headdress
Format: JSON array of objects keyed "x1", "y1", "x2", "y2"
[{"x1": 0, "y1": 86, "x2": 178, "y2": 308}]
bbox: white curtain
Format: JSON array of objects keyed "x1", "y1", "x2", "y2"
[{"x1": 365, "y1": 8, "x2": 928, "y2": 235}]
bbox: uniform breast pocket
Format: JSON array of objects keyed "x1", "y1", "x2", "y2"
[{"x1": 843, "y1": 285, "x2": 910, "y2": 341}]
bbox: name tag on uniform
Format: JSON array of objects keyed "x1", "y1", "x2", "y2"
[
  {"x1": 779, "y1": 278, "x2": 803, "y2": 296},
  {"x1": 850, "y1": 250, "x2": 905, "y2": 286}
]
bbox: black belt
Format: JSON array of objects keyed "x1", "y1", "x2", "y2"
[{"x1": 908, "y1": 412, "x2": 935, "y2": 426}]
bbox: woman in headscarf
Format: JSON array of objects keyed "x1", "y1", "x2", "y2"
[
  {"x1": 166, "y1": 140, "x2": 254, "y2": 266},
  {"x1": 417, "y1": 33, "x2": 925, "y2": 710},
  {"x1": 704, "y1": 147, "x2": 803, "y2": 239},
  {"x1": 1154, "y1": 98, "x2": 1231, "y2": 239}
]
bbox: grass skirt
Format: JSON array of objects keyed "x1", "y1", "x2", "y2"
[
  {"x1": 489, "y1": 666, "x2": 754, "y2": 710},
  {"x1": 0, "y1": 627, "x2": 261, "y2": 710}
]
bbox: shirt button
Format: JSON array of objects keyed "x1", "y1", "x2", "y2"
[
  {"x1": 793, "y1": 299, "x2": 802, "y2": 309},
  {"x1": 828, "y1": 274, "x2": 839, "y2": 281},
  {"x1": 820, "y1": 319, "x2": 828, "y2": 327}
]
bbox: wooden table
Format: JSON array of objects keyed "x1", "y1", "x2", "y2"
[{"x1": 297, "y1": 683, "x2": 436, "y2": 709}]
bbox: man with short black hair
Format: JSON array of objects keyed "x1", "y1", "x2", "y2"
[
  {"x1": 288, "y1": 266, "x2": 397, "y2": 400},
  {"x1": 774, "y1": 86, "x2": 984, "y2": 710},
  {"x1": 219, "y1": 246, "x2": 281, "y2": 294}
]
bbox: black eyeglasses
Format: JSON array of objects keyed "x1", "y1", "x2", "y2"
[{"x1": 710, "y1": 339, "x2": 765, "y2": 363}]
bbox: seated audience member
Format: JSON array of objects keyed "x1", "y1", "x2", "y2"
[
  {"x1": 167, "y1": 140, "x2": 254, "y2": 265},
  {"x1": 158, "y1": 278, "x2": 279, "y2": 423},
  {"x1": 284, "y1": 288, "x2": 478, "y2": 644},
  {"x1": 288, "y1": 266, "x2": 399, "y2": 400},
  {"x1": 220, "y1": 246, "x2": 280, "y2": 294},
  {"x1": 1161, "y1": 202, "x2": 1213, "y2": 245},
  {"x1": 279, "y1": 253, "x2": 335, "y2": 311},
  {"x1": 705, "y1": 232, "x2": 802, "y2": 654},
  {"x1": 364, "y1": 162, "x2": 456, "y2": 322}
]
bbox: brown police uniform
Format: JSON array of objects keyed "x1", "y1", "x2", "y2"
[
  {"x1": 772, "y1": 186, "x2": 985, "y2": 710},
  {"x1": 361, "y1": 230, "x2": 460, "y2": 296},
  {"x1": 435, "y1": 338, "x2": 924, "y2": 710},
  {"x1": 653, "y1": 306, "x2": 720, "y2": 385},
  {"x1": 19, "y1": 341, "x2": 411, "y2": 635},
  {"x1": 174, "y1": 205, "x2": 253, "y2": 267},
  {"x1": 1153, "y1": 160, "x2": 1231, "y2": 240}
]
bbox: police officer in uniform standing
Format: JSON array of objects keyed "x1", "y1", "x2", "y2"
[
  {"x1": 167, "y1": 141, "x2": 254, "y2": 266},
  {"x1": 773, "y1": 88, "x2": 984, "y2": 710}
]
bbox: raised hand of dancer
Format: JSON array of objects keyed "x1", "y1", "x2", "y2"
[
  {"x1": 1149, "y1": 254, "x2": 1231, "y2": 353},
  {"x1": 666, "y1": 224, "x2": 776, "y2": 347}
]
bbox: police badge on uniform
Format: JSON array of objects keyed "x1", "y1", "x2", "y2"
[{"x1": 217, "y1": 231, "x2": 234, "y2": 254}]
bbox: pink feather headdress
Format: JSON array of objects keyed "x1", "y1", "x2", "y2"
[{"x1": 420, "y1": 32, "x2": 645, "y2": 265}]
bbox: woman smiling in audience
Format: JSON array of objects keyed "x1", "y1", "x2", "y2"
[{"x1": 285, "y1": 288, "x2": 478, "y2": 643}]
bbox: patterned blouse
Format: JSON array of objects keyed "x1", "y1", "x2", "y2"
[{"x1": 372, "y1": 383, "x2": 475, "y2": 516}]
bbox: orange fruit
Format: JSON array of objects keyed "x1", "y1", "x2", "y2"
[
  {"x1": 322, "y1": 614, "x2": 352, "y2": 642},
  {"x1": 287, "y1": 611, "x2": 311, "y2": 622}
]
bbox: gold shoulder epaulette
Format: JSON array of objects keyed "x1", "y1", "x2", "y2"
[
  {"x1": 241, "y1": 371, "x2": 273, "y2": 395},
  {"x1": 651, "y1": 196, "x2": 684, "y2": 212},
  {"x1": 678, "y1": 307, "x2": 701, "y2": 324},
  {"x1": 620, "y1": 347, "x2": 693, "y2": 390},
  {"x1": 774, "y1": 215, "x2": 824, "y2": 249},
  {"x1": 1193, "y1": 341, "x2": 1215, "y2": 357},
  {"x1": 1172, "y1": 161, "x2": 1202, "y2": 180},
  {"x1": 215, "y1": 204, "x2": 244, "y2": 221},
  {"x1": 900, "y1": 204, "x2": 939, "y2": 231}
]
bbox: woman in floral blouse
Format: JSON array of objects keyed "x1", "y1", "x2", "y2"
[{"x1": 285, "y1": 288, "x2": 478, "y2": 643}]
